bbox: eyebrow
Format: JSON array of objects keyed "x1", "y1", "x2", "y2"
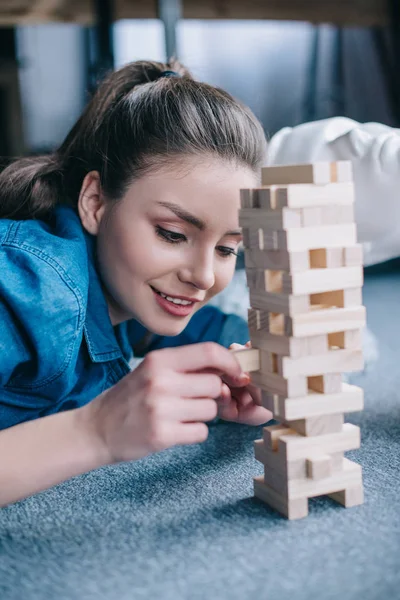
[{"x1": 156, "y1": 201, "x2": 242, "y2": 236}]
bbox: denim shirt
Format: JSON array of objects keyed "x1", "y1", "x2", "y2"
[{"x1": 0, "y1": 206, "x2": 249, "y2": 430}]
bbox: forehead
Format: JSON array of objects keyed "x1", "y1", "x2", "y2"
[{"x1": 134, "y1": 158, "x2": 258, "y2": 214}]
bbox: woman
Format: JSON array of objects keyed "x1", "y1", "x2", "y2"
[{"x1": 0, "y1": 60, "x2": 272, "y2": 506}]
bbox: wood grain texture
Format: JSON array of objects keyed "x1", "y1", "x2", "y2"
[{"x1": 278, "y1": 383, "x2": 363, "y2": 420}]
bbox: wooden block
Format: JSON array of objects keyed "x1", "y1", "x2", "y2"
[
  {"x1": 246, "y1": 268, "x2": 266, "y2": 291},
  {"x1": 250, "y1": 370, "x2": 308, "y2": 398},
  {"x1": 285, "y1": 306, "x2": 366, "y2": 337},
  {"x1": 252, "y1": 332, "x2": 328, "y2": 357},
  {"x1": 283, "y1": 266, "x2": 363, "y2": 295},
  {"x1": 260, "y1": 350, "x2": 275, "y2": 373},
  {"x1": 306, "y1": 454, "x2": 333, "y2": 480},
  {"x1": 277, "y1": 224, "x2": 357, "y2": 252},
  {"x1": 260, "y1": 230, "x2": 278, "y2": 250},
  {"x1": 265, "y1": 270, "x2": 283, "y2": 293},
  {"x1": 254, "y1": 439, "x2": 307, "y2": 479},
  {"x1": 242, "y1": 227, "x2": 261, "y2": 249},
  {"x1": 310, "y1": 287, "x2": 363, "y2": 309},
  {"x1": 268, "y1": 313, "x2": 285, "y2": 335},
  {"x1": 330, "y1": 452, "x2": 345, "y2": 472},
  {"x1": 240, "y1": 188, "x2": 278, "y2": 209},
  {"x1": 247, "y1": 308, "x2": 271, "y2": 332},
  {"x1": 249, "y1": 328, "x2": 309, "y2": 359},
  {"x1": 263, "y1": 464, "x2": 290, "y2": 495},
  {"x1": 309, "y1": 248, "x2": 344, "y2": 269},
  {"x1": 276, "y1": 182, "x2": 354, "y2": 209},
  {"x1": 328, "y1": 483, "x2": 364, "y2": 507},
  {"x1": 247, "y1": 311, "x2": 285, "y2": 335},
  {"x1": 308, "y1": 373, "x2": 343, "y2": 393},
  {"x1": 250, "y1": 290, "x2": 310, "y2": 316},
  {"x1": 278, "y1": 348, "x2": 363, "y2": 378},
  {"x1": 278, "y1": 383, "x2": 363, "y2": 420},
  {"x1": 258, "y1": 188, "x2": 276, "y2": 209},
  {"x1": 239, "y1": 207, "x2": 302, "y2": 231},
  {"x1": 321, "y1": 204, "x2": 355, "y2": 225},
  {"x1": 330, "y1": 161, "x2": 353, "y2": 182},
  {"x1": 307, "y1": 334, "x2": 328, "y2": 355},
  {"x1": 263, "y1": 456, "x2": 361, "y2": 500},
  {"x1": 244, "y1": 248, "x2": 310, "y2": 272},
  {"x1": 287, "y1": 414, "x2": 344, "y2": 437},
  {"x1": 253, "y1": 332, "x2": 327, "y2": 358},
  {"x1": 288, "y1": 458, "x2": 362, "y2": 500},
  {"x1": 254, "y1": 476, "x2": 309, "y2": 519},
  {"x1": 255, "y1": 440, "x2": 345, "y2": 480},
  {"x1": 231, "y1": 348, "x2": 260, "y2": 372},
  {"x1": 240, "y1": 189, "x2": 257, "y2": 208},
  {"x1": 301, "y1": 207, "x2": 323, "y2": 227},
  {"x1": 328, "y1": 329, "x2": 362, "y2": 350},
  {"x1": 344, "y1": 244, "x2": 363, "y2": 267},
  {"x1": 263, "y1": 424, "x2": 295, "y2": 451},
  {"x1": 278, "y1": 423, "x2": 360, "y2": 461},
  {"x1": 261, "y1": 163, "x2": 332, "y2": 186},
  {"x1": 248, "y1": 308, "x2": 260, "y2": 331},
  {"x1": 260, "y1": 391, "x2": 276, "y2": 412}
]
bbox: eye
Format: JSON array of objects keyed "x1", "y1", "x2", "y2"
[
  {"x1": 216, "y1": 246, "x2": 238, "y2": 258},
  {"x1": 156, "y1": 225, "x2": 187, "y2": 244}
]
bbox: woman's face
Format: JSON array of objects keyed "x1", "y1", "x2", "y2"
[{"x1": 95, "y1": 157, "x2": 257, "y2": 336}]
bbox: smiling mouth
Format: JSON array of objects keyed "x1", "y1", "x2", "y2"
[{"x1": 151, "y1": 286, "x2": 196, "y2": 306}]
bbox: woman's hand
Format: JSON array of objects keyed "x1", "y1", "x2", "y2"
[
  {"x1": 216, "y1": 342, "x2": 273, "y2": 425},
  {"x1": 83, "y1": 342, "x2": 247, "y2": 464}
]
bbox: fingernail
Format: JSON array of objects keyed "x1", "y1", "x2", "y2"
[{"x1": 234, "y1": 372, "x2": 250, "y2": 384}]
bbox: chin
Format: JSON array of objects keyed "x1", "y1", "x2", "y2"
[
  {"x1": 138, "y1": 313, "x2": 190, "y2": 338},
  {"x1": 153, "y1": 321, "x2": 189, "y2": 337}
]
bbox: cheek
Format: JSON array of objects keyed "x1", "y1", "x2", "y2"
[
  {"x1": 98, "y1": 218, "x2": 179, "y2": 281},
  {"x1": 213, "y1": 260, "x2": 237, "y2": 294}
]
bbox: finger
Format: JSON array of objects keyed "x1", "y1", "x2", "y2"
[
  {"x1": 172, "y1": 422, "x2": 210, "y2": 446},
  {"x1": 166, "y1": 398, "x2": 218, "y2": 422},
  {"x1": 222, "y1": 372, "x2": 251, "y2": 388},
  {"x1": 218, "y1": 382, "x2": 232, "y2": 405},
  {"x1": 217, "y1": 397, "x2": 239, "y2": 421},
  {"x1": 171, "y1": 373, "x2": 223, "y2": 399},
  {"x1": 244, "y1": 383, "x2": 262, "y2": 406},
  {"x1": 234, "y1": 404, "x2": 273, "y2": 426},
  {"x1": 147, "y1": 343, "x2": 244, "y2": 381},
  {"x1": 233, "y1": 388, "x2": 254, "y2": 408}
]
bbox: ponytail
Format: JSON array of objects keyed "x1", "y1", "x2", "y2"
[{"x1": 0, "y1": 155, "x2": 62, "y2": 220}]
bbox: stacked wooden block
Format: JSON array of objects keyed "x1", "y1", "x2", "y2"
[{"x1": 234, "y1": 161, "x2": 366, "y2": 520}]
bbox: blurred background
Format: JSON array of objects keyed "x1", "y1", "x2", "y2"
[{"x1": 0, "y1": 0, "x2": 399, "y2": 160}]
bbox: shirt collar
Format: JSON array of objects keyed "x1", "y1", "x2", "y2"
[{"x1": 83, "y1": 230, "x2": 123, "y2": 363}]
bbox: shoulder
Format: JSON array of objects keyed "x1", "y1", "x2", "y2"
[
  {"x1": 0, "y1": 207, "x2": 89, "y2": 390},
  {"x1": 0, "y1": 206, "x2": 88, "y2": 303}
]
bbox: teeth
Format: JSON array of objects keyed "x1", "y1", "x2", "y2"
[{"x1": 159, "y1": 291, "x2": 192, "y2": 305}]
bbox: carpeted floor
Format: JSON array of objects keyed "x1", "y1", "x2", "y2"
[{"x1": 0, "y1": 265, "x2": 399, "y2": 600}]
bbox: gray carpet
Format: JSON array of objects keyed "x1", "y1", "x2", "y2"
[{"x1": 1, "y1": 266, "x2": 400, "y2": 600}]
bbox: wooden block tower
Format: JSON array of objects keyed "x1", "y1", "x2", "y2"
[{"x1": 233, "y1": 161, "x2": 366, "y2": 520}]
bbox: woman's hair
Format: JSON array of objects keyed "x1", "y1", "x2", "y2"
[{"x1": 0, "y1": 59, "x2": 267, "y2": 220}]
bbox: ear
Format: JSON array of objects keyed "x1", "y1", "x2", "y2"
[{"x1": 77, "y1": 171, "x2": 107, "y2": 235}]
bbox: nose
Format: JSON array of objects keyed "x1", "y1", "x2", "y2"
[{"x1": 178, "y1": 248, "x2": 215, "y2": 291}]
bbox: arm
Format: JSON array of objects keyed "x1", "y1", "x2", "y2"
[
  {"x1": 0, "y1": 406, "x2": 108, "y2": 507},
  {"x1": 0, "y1": 343, "x2": 249, "y2": 507}
]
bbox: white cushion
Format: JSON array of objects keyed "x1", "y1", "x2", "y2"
[{"x1": 267, "y1": 117, "x2": 400, "y2": 266}]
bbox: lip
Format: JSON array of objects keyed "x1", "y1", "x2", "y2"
[
  {"x1": 151, "y1": 286, "x2": 199, "y2": 317},
  {"x1": 150, "y1": 286, "x2": 202, "y2": 303}
]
